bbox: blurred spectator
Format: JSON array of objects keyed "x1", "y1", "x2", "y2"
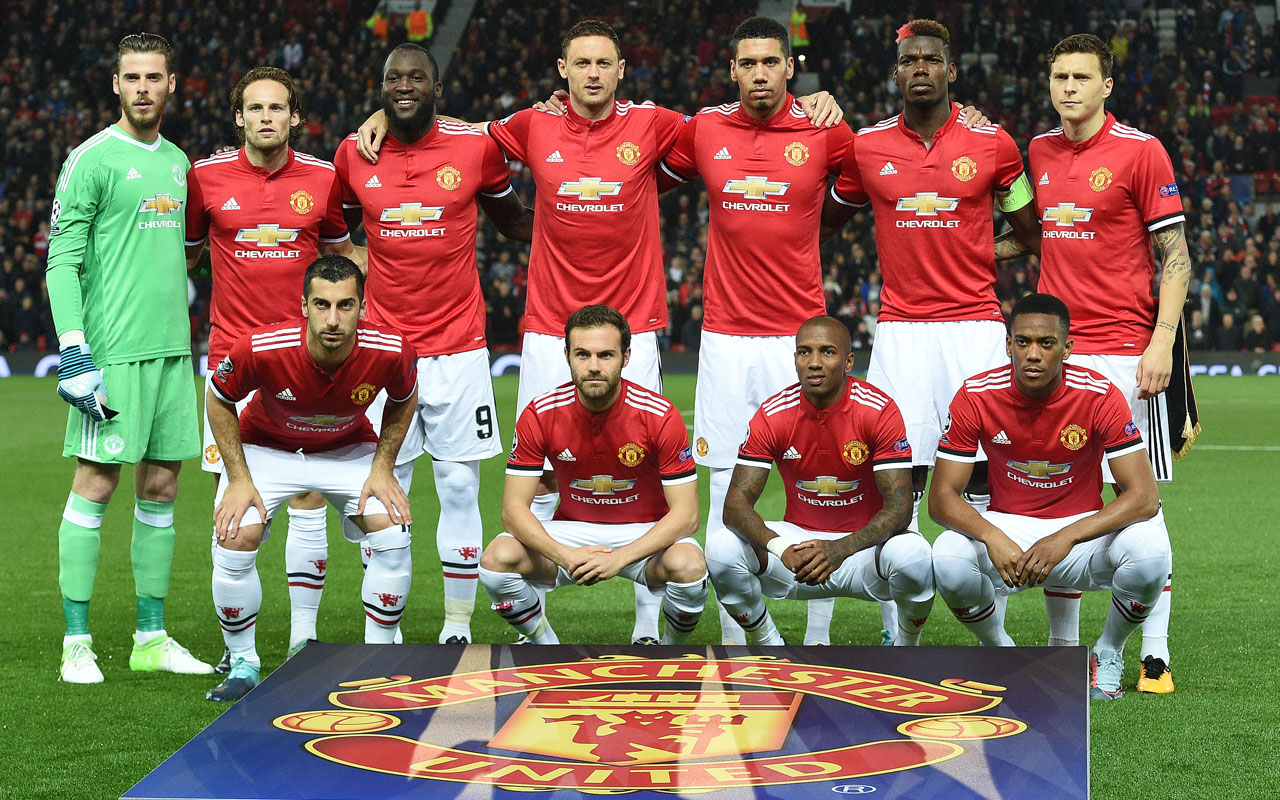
[
  {"x1": 1244, "y1": 313, "x2": 1274, "y2": 351},
  {"x1": 1186, "y1": 309, "x2": 1211, "y2": 350},
  {"x1": 680, "y1": 304, "x2": 703, "y2": 352},
  {"x1": 1214, "y1": 312, "x2": 1245, "y2": 351}
]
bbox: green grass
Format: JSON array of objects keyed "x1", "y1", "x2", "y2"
[{"x1": 2, "y1": 374, "x2": 1278, "y2": 799}]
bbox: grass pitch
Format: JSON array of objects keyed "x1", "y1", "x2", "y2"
[{"x1": 1, "y1": 374, "x2": 1277, "y2": 799}]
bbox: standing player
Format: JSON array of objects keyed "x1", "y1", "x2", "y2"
[
  {"x1": 930, "y1": 293, "x2": 1171, "y2": 701},
  {"x1": 333, "y1": 44, "x2": 532, "y2": 644},
  {"x1": 205, "y1": 255, "x2": 415, "y2": 701},
  {"x1": 354, "y1": 20, "x2": 843, "y2": 645},
  {"x1": 1030, "y1": 34, "x2": 1191, "y2": 693},
  {"x1": 659, "y1": 16, "x2": 854, "y2": 645},
  {"x1": 707, "y1": 317, "x2": 932, "y2": 645},
  {"x1": 185, "y1": 66, "x2": 354, "y2": 663},
  {"x1": 480, "y1": 304, "x2": 705, "y2": 644},
  {"x1": 48, "y1": 33, "x2": 212, "y2": 683},
  {"x1": 820, "y1": 18, "x2": 1040, "y2": 548}
]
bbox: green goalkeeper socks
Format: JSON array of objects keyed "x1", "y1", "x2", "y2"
[
  {"x1": 59, "y1": 492, "x2": 106, "y2": 636},
  {"x1": 131, "y1": 498, "x2": 176, "y2": 632}
]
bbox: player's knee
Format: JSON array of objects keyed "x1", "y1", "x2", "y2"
[
  {"x1": 659, "y1": 543, "x2": 707, "y2": 585},
  {"x1": 1112, "y1": 520, "x2": 1172, "y2": 592},
  {"x1": 433, "y1": 461, "x2": 480, "y2": 503},
  {"x1": 287, "y1": 491, "x2": 327, "y2": 510},
  {"x1": 883, "y1": 534, "x2": 934, "y2": 594},
  {"x1": 704, "y1": 527, "x2": 749, "y2": 570},
  {"x1": 930, "y1": 531, "x2": 980, "y2": 598},
  {"x1": 72, "y1": 461, "x2": 121, "y2": 503},
  {"x1": 480, "y1": 535, "x2": 525, "y2": 572},
  {"x1": 366, "y1": 525, "x2": 412, "y2": 569}
]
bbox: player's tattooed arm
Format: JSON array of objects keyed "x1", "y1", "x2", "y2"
[
  {"x1": 995, "y1": 201, "x2": 1042, "y2": 260},
  {"x1": 479, "y1": 190, "x2": 534, "y2": 243},
  {"x1": 791, "y1": 467, "x2": 912, "y2": 586},
  {"x1": 1138, "y1": 222, "x2": 1192, "y2": 398},
  {"x1": 993, "y1": 228, "x2": 1031, "y2": 262},
  {"x1": 723, "y1": 464, "x2": 777, "y2": 571}
]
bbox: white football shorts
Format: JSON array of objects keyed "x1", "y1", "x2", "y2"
[
  {"x1": 516, "y1": 330, "x2": 662, "y2": 418},
  {"x1": 495, "y1": 521, "x2": 700, "y2": 590},
  {"x1": 1067, "y1": 353, "x2": 1172, "y2": 483},
  {"x1": 694, "y1": 331, "x2": 797, "y2": 469}
]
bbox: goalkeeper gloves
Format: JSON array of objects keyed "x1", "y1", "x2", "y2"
[{"x1": 56, "y1": 343, "x2": 115, "y2": 421}]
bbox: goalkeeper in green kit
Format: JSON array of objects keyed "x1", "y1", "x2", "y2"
[{"x1": 47, "y1": 32, "x2": 212, "y2": 683}]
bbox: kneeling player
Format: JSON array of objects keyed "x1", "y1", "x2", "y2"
[
  {"x1": 707, "y1": 316, "x2": 932, "y2": 646},
  {"x1": 205, "y1": 256, "x2": 416, "y2": 701},
  {"x1": 929, "y1": 293, "x2": 1171, "y2": 700},
  {"x1": 480, "y1": 305, "x2": 705, "y2": 644}
]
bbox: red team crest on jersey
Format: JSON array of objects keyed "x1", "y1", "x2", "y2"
[
  {"x1": 783, "y1": 141, "x2": 810, "y2": 166},
  {"x1": 617, "y1": 442, "x2": 646, "y2": 467},
  {"x1": 951, "y1": 156, "x2": 978, "y2": 182},
  {"x1": 289, "y1": 189, "x2": 315, "y2": 214},
  {"x1": 843, "y1": 440, "x2": 870, "y2": 466},
  {"x1": 1088, "y1": 166, "x2": 1114, "y2": 192},
  {"x1": 204, "y1": 444, "x2": 221, "y2": 464},
  {"x1": 350, "y1": 382, "x2": 376, "y2": 405},
  {"x1": 615, "y1": 141, "x2": 641, "y2": 166},
  {"x1": 436, "y1": 166, "x2": 462, "y2": 191},
  {"x1": 1059, "y1": 424, "x2": 1088, "y2": 451}
]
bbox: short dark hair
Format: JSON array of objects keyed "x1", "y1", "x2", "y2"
[
  {"x1": 561, "y1": 20, "x2": 621, "y2": 61},
  {"x1": 798, "y1": 315, "x2": 852, "y2": 354},
  {"x1": 1009, "y1": 293, "x2": 1070, "y2": 336},
  {"x1": 565, "y1": 304, "x2": 631, "y2": 352},
  {"x1": 1049, "y1": 33, "x2": 1114, "y2": 81},
  {"x1": 230, "y1": 66, "x2": 304, "y2": 143},
  {"x1": 896, "y1": 19, "x2": 951, "y2": 61},
  {"x1": 117, "y1": 32, "x2": 173, "y2": 73},
  {"x1": 731, "y1": 15, "x2": 790, "y2": 59},
  {"x1": 384, "y1": 43, "x2": 439, "y2": 84},
  {"x1": 303, "y1": 255, "x2": 364, "y2": 299}
]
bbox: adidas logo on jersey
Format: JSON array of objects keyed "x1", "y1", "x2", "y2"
[
  {"x1": 557, "y1": 448, "x2": 576, "y2": 461},
  {"x1": 879, "y1": 162, "x2": 898, "y2": 176},
  {"x1": 1038, "y1": 172, "x2": 1049, "y2": 186},
  {"x1": 276, "y1": 388, "x2": 297, "y2": 401},
  {"x1": 365, "y1": 175, "x2": 382, "y2": 188},
  {"x1": 126, "y1": 167, "x2": 142, "y2": 180},
  {"x1": 221, "y1": 197, "x2": 241, "y2": 211},
  {"x1": 991, "y1": 430, "x2": 1012, "y2": 445},
  {"x1": 546, "y1": 150, "x2": 564, "y2": 163},
  {"x1": 713, "y1": 147, "x2": 731, "y2": 160},
  {"x1": 782, "y1": 446, "x2": 802, "y2": 460}
]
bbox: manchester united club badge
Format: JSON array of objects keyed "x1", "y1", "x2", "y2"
[
  {"x1": 843, "y1": 440, "x2": 869, "y2": 466},
  {"x1": 616, "y1": 141, "x2": 641, "y2": 166},
  {"x1": 1088, "y1": 166, "x2": 1113, "y2": 192},
  {"x1": 783, "y1": 141, "x2": 810, "y2": 166},
  {"x1": 350, "y1": 382, "x2": 376, "y2": 405},
  {"x1": 951, "y1": 156, "x2": 978, "y2": 182},
  {"x1": 1059, "y1": 424, "x2": 1088, "y2": 450},
  {"x1": 617, "y1": 442, "x2": 646, "y2": 467},
  {"x1": 436, "y1": 166, "x2": 462, "y2": 191},
  {"x1": 290, "y1": 189, "x2": 315, "y2": 214}
]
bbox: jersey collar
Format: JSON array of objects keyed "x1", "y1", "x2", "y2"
[
  {"x1": 895, "y1": 102, "x2": 960, "y2": 145},
  {"x1": 799, "y1": 375, "x2": 853, "y2": 418},
  {"x1": 735, "y1": 93, "x2": 798, "y2": 127},
  {"x1": 108, "y1": 124, "x2": 165, "y2": 152},
  {"x1": 383, "y1": 118, "x2": 441, "y2": 151},
  {"x1": 237, "y1": 145, "x2": 296, "y2": 176},
  {"x1": 1067, "y1": 111, "x2": 1116, "y2": 151},
  {"x1": 563, "y1": 101, "x2": 619, "y2": 134}
]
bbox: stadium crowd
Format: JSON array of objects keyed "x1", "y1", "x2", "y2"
[{"x1": 3, "y1": 0, "x2": 1280, "y2": 354}]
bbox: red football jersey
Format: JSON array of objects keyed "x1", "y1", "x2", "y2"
[
  {"x1": 506, "y1": 380, "x2": 696, "y2": 524},
  {"x1": 210, "y1": 320, "x2": 417, "y2": 453},
  {"x1": 185, "y1": 148, "x2": 349, "y2": 363},
  {"x1": 661, "y1": 96, "x2": 852, "y2": 336},
  {"x1": 937, "y1": 364, "x2": 1145, "y2": 518},
  {"x1": 737, "y1": 377, "x2": 912, "y2": 534},
  {"x1": 831, "y1": 106, "x2": 1025, "y2": 323},
  {"x1": 485, "y1": 101, "x2": 685, "y2": 335},
  {"x1": 1030, "y1": 113, "x2": 1186, "y2": 354},
  {"x1": 333, "y1": 120, "x2": 512, "y2": 357}
]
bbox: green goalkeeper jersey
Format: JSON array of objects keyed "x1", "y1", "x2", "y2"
[{"x1": 46, "y1": 124, "x2": 192, "y2": 365}]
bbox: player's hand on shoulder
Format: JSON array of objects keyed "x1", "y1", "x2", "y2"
[
  {"x1": 357, "y1": 109, "x2": 388, "y2": 164},
  {"x1": 956, "y1": 103, "x2": 990, "y2": 128},
  {"x1": 208, "y1": 145, "x2": 236, "y2": 157},
  {"x1": 215, "y1": 480, "x2": 266, "y2": 541},
  {"x1": 360, "y1": 468, "x2": 412, "y2": 526},
  {"x1": 798, "y1": 91, "x2": 844, "y2": 128},
  {"x1": 1015, "y1": 533, "x2": 1073, "y2": 586},
  {"x1": 533, "y1": 89, "x2": 569, "y2": 116},
  {"x1": 985, "y1": 529, "x2": 1024, "y2": 588},
  {"x1": 56, "y1": 343, "x2": 112, "y2": 421}
]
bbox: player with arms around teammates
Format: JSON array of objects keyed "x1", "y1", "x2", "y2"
[
  {"x1": 930, "y1": 293, "x2": 1170, "y2": 701},
  {"x1": 481, "y1": 305, "x2": 706, "y2": 645},
  {"x1": 708, "y1": 317, "x2": 933, "y2": 646},
  {"x1": 205, "y1": 256, "x2": 416, "y2": 701},
  {"x1": 1030, "y1": 34, "x2": 1191, "y2": 694},
  {"x1": 333, "y1": 44, "x2": 532, "y2": 645},
  {"x1": 185, "y1": 66, "x2": 355, "y2": 667},
  {"x1": 48, "y1": 32, "x2": 212, "y2": 683}
]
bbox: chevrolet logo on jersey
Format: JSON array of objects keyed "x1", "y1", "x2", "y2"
[
  {"x1": 380, "y1": 203, "x2": 444, "y2": 225},
  {"x1": 139, "y1": 194, "x2": 182, "y2": 215},
  {"x1": 570, "y1": 475, "x2": 637, "y2": 495},
  {"x1": 235, "y1": 225, "x2": 301, "y2": 246},
  {"x1": 288, "y1": 414, "x2": 357, "y2": 428},
  {"x1": 1042, "y1": 204, "x2": 1093, "y2": 226},
  {"x1": 796, "y1": 476, "x2": 860, "y2": 496},
  {"x1": 723, "y1": 176, "x2": 790, "y2": 200},
  {"x1": 895, "y1": 193, "x2": 959, "y2": 216},
  {"x1": 1006, "y1": 459, "x2": 1074, "y2": 489},
  {"x1": 558, "y1": 177, "x2": 623, "y2": 200}
]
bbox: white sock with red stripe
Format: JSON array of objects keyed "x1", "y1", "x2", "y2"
[
  {"x1": 1096, "y1": 521, "x2": 1170, "y2": 654},
  {"x1": 434, "y1": 460, "x2": 480, "y2": 641},
  {"x1": 632, "y1": 582, "x2": 662, "y2": 642},
  {"x1": 804, "y1": 597, "x2": 835, "y2": 645},
  {"x1": 661, "y1": 576, "x2": 708, "y2": 644},
  {"x1": 1044, "y1": 587, "x2": 1082, "y2": 647},
  {"x1": 285, "y1": 505, "x2": 328, "y2": 649},
  {"x1": 362, "y1": 525, "x2": 411, "y2": 643},
  {"x1": 212, "y1": 545, "x2": 261, "y2": 667},
  {"x1": 479, "y1": 566, "x2": 558, "y2": 644}
]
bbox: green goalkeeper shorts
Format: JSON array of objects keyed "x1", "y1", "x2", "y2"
[{"x1": 63, "y1": 355, "x2": 200, "y2": 464}]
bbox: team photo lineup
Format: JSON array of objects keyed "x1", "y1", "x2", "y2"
[{"x1": 42, "y1": 1, "x2": 1206, "y2": 725}]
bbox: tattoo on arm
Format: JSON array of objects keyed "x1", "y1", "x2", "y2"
[
  {"x1": 1153, "y1": 223, "x2": 1191, "y2": 290},
  {"x1": 838, "y1": 468, "x2": 913, "y2": 556},
  {"x1": 724, "y1": 466, "x2": 774, "y2": 548},
  {"x1": 994, "y1": 227, "x2": 1031, "y2": 262}
]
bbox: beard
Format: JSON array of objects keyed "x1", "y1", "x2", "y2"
[
  {"x1": 380, "y1": 94, "x2": 435, "y2": 133},
  {"x1": 120, "y1": 92, "x2": 168, "y2": 131}
]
